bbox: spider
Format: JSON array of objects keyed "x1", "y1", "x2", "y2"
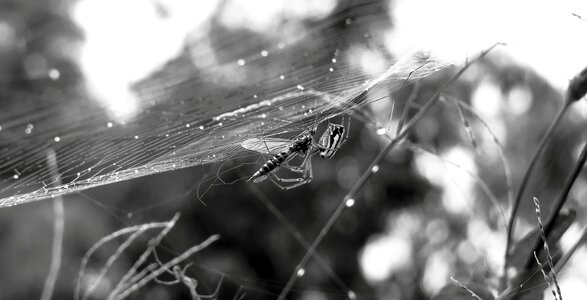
[{"x1": 241, "y1": 116, "x2": 350, "y2": 190}]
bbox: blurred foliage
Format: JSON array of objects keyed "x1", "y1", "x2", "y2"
[{"x1": 1, "y1": 0, "x2": 586, "y2": 300}]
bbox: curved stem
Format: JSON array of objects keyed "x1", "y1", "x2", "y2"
[
  {"x1": 41, "y1": 149, "x2": 64, "y2": 300},
  {"x1": 501, "y1": 102, "x2": 570, "y2": 288}
]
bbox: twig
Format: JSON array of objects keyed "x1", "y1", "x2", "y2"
[
  {"x1": 453, "y1": 98, "x2": 478, "y2": 149},
  {"x1": 113, "y1": 234, "x2": 220, "y2": 299},
  {"x1": 276, "y1": 43, "x2": 502, "y2": 300},
  {"x1": 440, "y1": 95, "x2": 514, "y2": 211},
  {"x1": 41, "y1": 149, "x2": 65, "y2": 300},
  {"x1": 109, "y1": 213, "x2": 181, "y2": 296},
  {"x1": 532, "y1": 197, "x2": 562, "y2": 300},
  {"x1": 449, "y1": 277, "x2": 485, "y2": 300},
  {"x1": 396, "y1": 80, "x2": 421, "y2": 135},
  {"x1": 126, "y1": 263, "x2": 159, "y2": 288},
  {"x1": 232, "y1": 286, "x2": 247, "y2": 300},
  {"x1": 75, "y1": 221, "x2": 174, "y2": 300},
  {"x1": 83, "y1": 227, "x2": 152, "y2": 299},
  {"x1": 533, "y1": 252, "x2": 554, "y2": 297}
]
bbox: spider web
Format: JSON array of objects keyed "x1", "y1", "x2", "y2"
[{"x1": 0, "y1": 8, "x2": 449, "y2": 207}]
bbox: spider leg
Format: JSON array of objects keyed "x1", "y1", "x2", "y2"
[
  {"x1": 333, "y1": 114, "x2": 352, "y2": 148},
  {"x1": 269, "y1": 175, "x2": 312, "y2": 190},
  {"x1": 281, "y1": 153, "x2": 304, "y2": 173},
  {"x1": 268, "y1": 157, "x2": 314, "y2": 190},
  {"x1": 199, "y1": 275, "x2": 224, "y2": 299},
  {"x1": 262, "y1": 140, "x2": 271, "y2": 154},
  {"x1": 283, "y1": 150, "x2": 316, "y2": 173},
  {"x1": 339, "y1": 113, "x2": 351, "y2": 148},
  {"x1": 270, "y1": 172, "x2": 306, "y2": 183}
]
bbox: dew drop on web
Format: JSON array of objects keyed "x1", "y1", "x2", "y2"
[
  {"x1": 347, "y1": 290, "x2": 357, "y2": 300},
  {"x1": 25, "y1": 123, "x2": 34, "y2": 134},
  {"x1": 345, "y1": 198, "x2": 355, "y2": 207},
  {"x1": 296, "y1": 268, "x2": 305, "y2": 277},
  {"x1": 48, "y1": 68, "x2": 60, "y2": 80}
]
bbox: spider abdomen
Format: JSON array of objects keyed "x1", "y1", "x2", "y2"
[{"x1": 319, "y1": 124, "x2": 344, "y2": 159}]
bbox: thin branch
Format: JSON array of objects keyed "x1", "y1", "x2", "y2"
[
  {"x1": 532, "y1": 197, "x2": 562, "y2": 300},
  {"x1": 450, "y1": 277, "x2": 485, "y2": 300},
  {"x1": 75, "y1": 221, "x2": 172, "y2": 300},
  {"x1": 82, "y1": 227, "x2": 152, "y2": 300},
  {"x1": 441, "y1": 95, "x2": 514, "y2": 211},
  {"x1": 533, "y1": 252, "x2": 554, "y2": 298},
  {"x1": 114, "y1": 234, "x2": 220, "y2": 299},
  {"x1": 396, "y1": 80, "x2": 421, "y2": 135},
  {"x1": 109, "y1": 213, "x2": 181, "y2": 297},
  {"x1": 41, "y1": 149, "x2": 65, "y2": 300}
]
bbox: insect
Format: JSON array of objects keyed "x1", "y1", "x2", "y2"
[{"x1": 241, "y1": 117, "x2": 349, "y2": 190}]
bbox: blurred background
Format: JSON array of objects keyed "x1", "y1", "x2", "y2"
[{"x1": 1, "y1": 0, "x2": 587, "y2": 299}]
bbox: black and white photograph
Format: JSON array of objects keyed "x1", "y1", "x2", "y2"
[{"x1": 1, "y1": 0, "x2": 587, "y2": 299}]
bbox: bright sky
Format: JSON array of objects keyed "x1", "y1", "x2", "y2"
[
  {"x1": 390, "y1": 0, "x2": 587, "y2": 90},
  {"x1": 73, "y1": 0, "x2": 219, "y2": 121}
]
